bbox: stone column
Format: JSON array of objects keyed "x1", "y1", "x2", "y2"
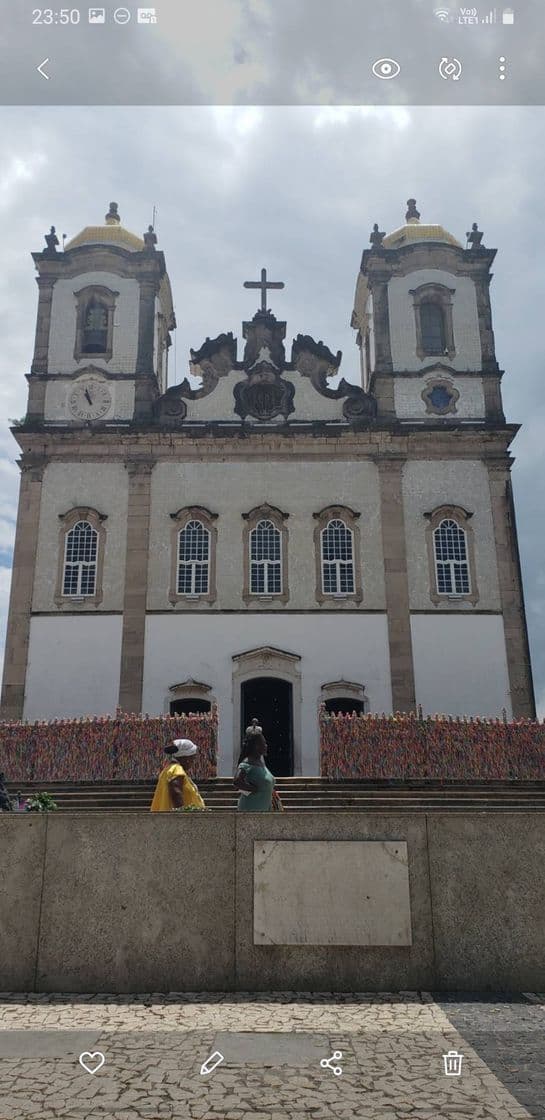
[
  {"x1": 370, "y1": 276, "x2": 393, "y2": 373},
  {"x1": 0, "y1": 454, "x2": 46, "y2": 720},
  {"x1": 377, "y1": 458, "x2": 416, "y2": 712},
  {"x1": 487, "y1": 459, "x2": 535, "y2": 718},
  {"x1": 134, "y1": 278, "x2": 159, "y2": 421},
  {"x1": 118, "y1": 459, "x2": 155, "y2": 713}
]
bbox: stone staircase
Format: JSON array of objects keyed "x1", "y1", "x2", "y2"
[{"x1": 7, "y1": 777, "x2": 545, "y2": 812}]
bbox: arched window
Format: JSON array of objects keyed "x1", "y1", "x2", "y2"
[
  {"x1": 82, "y1": 299, "x2": 109, "y2": 354},
  {"x1": 62, "y1": 520, "x2": 98, "y2": 596},
  {"x1": 250, "y1": 519, "x2": 282, "y2": 595},
  {"x1": 433, "y1": 518, "x2": 470, "y2": 596},
  {"x1": 410, "y1": 282, "x2": 456, "y2": 361},
  {"x1": 323, "y1": 698, "x2": 364, "y2": 715},
  {"x1": 177, "y1": 519, "x2": 210, "y2": 595},
  {"x1": 74, "y1": 285, "x2": 118, "y2": 362},
  {"x1": 321, "y1": 519, "x2": 355, "y2": 594},
  {"x1": 169, "y1": 697, "x2": 211, "y2": 715},
  {"x1": 169, "y1": 507, "x2": 218, "y2": 604},
  {"x1": 420, "y1": 301, "x2": 446, "y2": 355}
]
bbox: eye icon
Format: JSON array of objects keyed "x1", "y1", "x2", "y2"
[{"x1": 372, "y1": 58, "x2": 401, "y2": 80}]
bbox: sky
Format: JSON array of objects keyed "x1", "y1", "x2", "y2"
[{"x1": 0, "y1": 103, "x2": 544, "y2": 716}]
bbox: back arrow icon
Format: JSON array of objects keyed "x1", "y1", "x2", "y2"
[{"x1": 37, "y1": 58, "x2": 50, "y2": 80}]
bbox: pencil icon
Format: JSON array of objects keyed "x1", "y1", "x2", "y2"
[{"x1": 200, "y1": 1051, "x2": 225, "y2": 1076}]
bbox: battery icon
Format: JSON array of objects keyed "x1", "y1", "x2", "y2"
[{"x1": 502, "y1": 8, "x2": 514, "y2": 22}]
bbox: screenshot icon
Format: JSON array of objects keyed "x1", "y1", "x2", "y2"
[{"x1": 88, "y1": 8, "x2": 106, "y2": 23}]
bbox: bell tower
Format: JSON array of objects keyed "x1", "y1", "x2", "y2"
[
  {"x1": 26, "y1": 203, "x2": 176, "y2": 426},
  {"x1": 352, "y1": 200, "x2": 504, "y2": 426}
]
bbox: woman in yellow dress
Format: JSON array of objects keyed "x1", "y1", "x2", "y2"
[{"x1": 150, "y1": 739, "x2": 205, "y2": 812}]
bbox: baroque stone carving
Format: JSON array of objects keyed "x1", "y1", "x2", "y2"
[
  {"x1": 292, "y1": 335, "x2": 377, "y2": 422},
  {"x1": 234, "y1": 374, "x2": 295, "y2": 422}
]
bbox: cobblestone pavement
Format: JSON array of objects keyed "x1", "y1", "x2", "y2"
[{"x1": 0, "y1": 992, "x2": 543, "y2": 1119}]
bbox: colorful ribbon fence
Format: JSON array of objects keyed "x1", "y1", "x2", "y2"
[
  {"x1": 319, "y1": 710, "x2": 545, "y2": 780},
  {"x1": 0, "y1": 709, "x2": 218, "y2": 782}
]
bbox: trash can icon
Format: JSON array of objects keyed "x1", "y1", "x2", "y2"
[{"x1": 443, "y1": 1050, "x2": 464, "y2": 1076}]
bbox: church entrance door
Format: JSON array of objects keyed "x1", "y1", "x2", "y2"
[{"x1": 241, "y1": 677, "x2": 293, "y2": 777}]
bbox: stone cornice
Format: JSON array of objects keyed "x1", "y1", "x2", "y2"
[{"x1": 12, "y1": 424, "x2": 520, "y2": 463}]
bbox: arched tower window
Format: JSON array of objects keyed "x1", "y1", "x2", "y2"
[
  {"x1": 419, "y1": 301, "x2": 446, "y2": 355},
  {"x1": 410, "y1": 283, "x2": 456, "y2": 361},
  {"x1": 82, "y1": 299, "x2": 109, "y2": 354},
  {"x1": 250, "y1": 520, "x2": 282, "y2": 595},
  {"x1": 74, "y1": 285, "x2": 118, "y2": 363},
  {"x1": 242, "y1": 505, "x2": 289, "y2": 603},
  {"x1": 424, "y1": 505, "x2": 479, "y2": 606},
  {"x1": 169, "y1": 507, "x2": 218, "y2": 604},
  {"x1": 177, "y1": 519, "x2": 210, "y2": 595},
  {"x1": 55, "y1": 507, "x2": 107, "y2": 607}
]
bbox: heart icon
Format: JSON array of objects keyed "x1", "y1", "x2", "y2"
[{"x1": 79, "y1": 1051, "x2": 105, "y2": 1075}]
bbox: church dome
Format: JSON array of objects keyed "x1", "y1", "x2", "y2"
[
  {"x1": 382, "y1": 199, "x2": 462, "y2": 250},
  {"x1": 64, "y1": 202, "x2": 145, "y2": 253}
]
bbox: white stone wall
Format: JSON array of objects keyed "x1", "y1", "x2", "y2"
[
  {"x1": 48, "y1": 271, "x2": 140, "y2": 375},
  {"x1": 402, "y1": 459, "x2": 500, "y2": 611},
  {"x1": 394, "y1": 374, "x2": 485, "y2": 420},
  {"x1": 388, "y1": 269, "x2": 481, "y2": 372},
  {"x1": 32, "y1": 461, "x2": 129, "y2": 611},
  {"x1": 182, "y1": 370, "x2": 348, "y2": 423},
  {"x1": 142, "y1": 613, "x2": 392, "y2": 774},
  {"x1": 148, "y1": 459, "x2": 386, "y2": 610},
  {"x1": 411, "y1": 614, "x2": 511, "y2": 717},
  {"x1": 43, "y1": 377, "x2": 135, "y2": 422},
  {"x1": 24, "y1": 615, "x2": 123, "y2": 720}
]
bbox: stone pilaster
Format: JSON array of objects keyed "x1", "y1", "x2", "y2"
[
  {"x1": 118, "y1": 459, "x2": 155, "y2": 713},
  {"x1": 134, "y1": 278, "x2": 159, "y2": 421},
  {"x1": 0, "y1": 454, "x2": 46, "y2": 721},
  {"x1": 31, "y1": 276, "x2": 55, "y2": 375},
  {"x1": 377, "y1": 458, "x2": 416, "y2": 713},
  {"x1": 487, "y1": 459, "x2": 535, "y2": 718},
  {"x1": 370, "y1": 275, "x2": 393, "y2": 373}
]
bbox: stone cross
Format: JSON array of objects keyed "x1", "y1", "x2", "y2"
[{"x1": 244, "y1": 268, "x2": 285, "y2": 313}]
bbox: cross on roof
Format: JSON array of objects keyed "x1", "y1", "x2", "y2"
[{"x1": 243, "y1": 267, "x2": 285, "y2": 313}]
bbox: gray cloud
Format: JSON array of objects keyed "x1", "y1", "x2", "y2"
[{"x1": 0, "y1": 104, "x2": 543, "y2": 714}]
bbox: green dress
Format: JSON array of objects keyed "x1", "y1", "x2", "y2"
[{"x1": 236, "y1": 760, "x2": 275, "y2": 811}]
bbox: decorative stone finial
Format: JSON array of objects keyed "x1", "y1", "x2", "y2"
[
  {"x1": 467, "y1": 222, "x2": 484, "y2": 250},
  {"x1": 144, "y1": 225, "x2": 157, "y2": 250},
  {"x1": 406, "y1": 198, "x2": 421, "y2": 224},
  {"x1": 369, "y1": 223, "x2": 386, "y2": 249},
  {"x1": 105, "y1": 201, "x2": 120, "y2": 225},
  {"x1": 44, "y1": 226, "x2": 59, "y2": 255}
]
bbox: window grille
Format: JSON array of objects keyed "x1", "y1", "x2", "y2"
[
  {"x1": 177, "y1": 520, "x2": 210, "y2": 595},
  {"x1": 420, "y1": 301, "x2": 446, "y2": 354},
  {"x1": 321, "y1": 519, "x2": 355, "y2": 594},
  {"x1": 62, "y1": 520, "x2": 98, "y2": 596},
  {"x1": 250, "y1": 519, "x2": 282, "y2": 594},
  {"x1": 434, "y1": 518, "x2": 470, "y2": 595}
]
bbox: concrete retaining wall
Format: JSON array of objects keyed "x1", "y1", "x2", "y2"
[{"x1": 1, "y1": 812, "x2": 544, "y2": 992}]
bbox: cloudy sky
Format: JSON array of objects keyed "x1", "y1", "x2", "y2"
[{"x1": 0, "y1": 103, "x2": 543, "y2": 715}]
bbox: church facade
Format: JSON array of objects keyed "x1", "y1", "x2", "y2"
[{"x1": 0, "y1": 201, "x2": 535, "y2": 775}]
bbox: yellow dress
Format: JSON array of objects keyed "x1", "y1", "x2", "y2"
[{"x1": 150, "y1": 762, "x2": 205, "y2": 812}]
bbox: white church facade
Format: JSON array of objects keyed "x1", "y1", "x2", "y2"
[{"x1": 1, "y1": 200, "x2": 535, "y2": 775}]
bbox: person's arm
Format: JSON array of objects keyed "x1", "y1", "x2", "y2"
[
  {"x1": 168, "y1": 775, "x2": 184, "y2": 809},
  {"x1": 233, "y1": 765, "x2": 258, "y2": 793}
]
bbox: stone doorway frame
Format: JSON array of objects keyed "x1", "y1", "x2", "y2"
[{"x1": 232, "y1": 646, "x2": 302, "y2": 774}]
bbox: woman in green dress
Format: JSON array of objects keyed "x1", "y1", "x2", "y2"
[{"x1": 234, "y1": 719, "x2": 276, "y2": 811}]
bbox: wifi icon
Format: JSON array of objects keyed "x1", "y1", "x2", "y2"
[{"x1": 434, "y1": 7, "x2": 452, "y2": 19}]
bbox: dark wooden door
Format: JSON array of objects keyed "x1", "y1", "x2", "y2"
[{"x1": 241, "y1": 677, "x2": 293, "y2": 776}]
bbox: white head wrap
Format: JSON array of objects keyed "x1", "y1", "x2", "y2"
[{"x1": 169, "y1": 739, "x2": 198, "y2": 759}]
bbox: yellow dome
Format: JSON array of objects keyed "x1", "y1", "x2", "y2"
[
  {"x1": 383, "y1": 223, "x2": 462, "y2": 249},
  {"x1": 64, "y1": 202, "x2": 145, "y2": 253}
]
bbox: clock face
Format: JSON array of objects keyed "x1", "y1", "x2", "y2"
[{"x1": 68, "y1": 378, "x2": 112, "y2": 421}]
